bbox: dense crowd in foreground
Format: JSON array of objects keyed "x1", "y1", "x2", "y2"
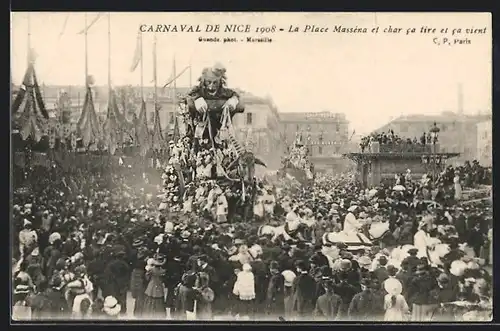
[{"x1": 12, "y1": 159, "x2": 492, "y2": 322}]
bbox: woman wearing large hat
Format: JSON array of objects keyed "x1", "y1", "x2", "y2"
[
  {"x1": 383, "y1": 278, "x2": 409, "y2": 321},
  {"x1": 142, "y1": 255, "x2": 166, "y2": 319},
  {"x1": 129, "y1": 239, "x2": 147, "y2": 318}
]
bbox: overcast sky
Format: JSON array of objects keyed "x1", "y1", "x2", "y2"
[{"x1": 11, "y1": 12, "x2": 491, "y2": 134}]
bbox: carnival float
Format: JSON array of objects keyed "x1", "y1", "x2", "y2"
[
  {"x1": 279, "y1": 131, "x2": 315, "y2": 185},
  {"x1": 160, "y1": 64, "x2": 267, "y2": 222}
]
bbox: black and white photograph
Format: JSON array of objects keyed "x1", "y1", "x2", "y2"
[{"x1": 10, "y1": 12, "x2": 492, "y2": 322}]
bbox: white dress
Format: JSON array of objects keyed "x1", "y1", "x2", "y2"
[
  {"x1": 454, "y1": 176, "x2": 462, "y2": 200},
  {"x1": 413, "y1": 230, "x2": 430, "y2": 259},
  {"x1": 384, "y1": 294, "x2": 409, "y2": 321},
  {"x1": 343, "y1": 212, "x2": 360, "y2": 233}
]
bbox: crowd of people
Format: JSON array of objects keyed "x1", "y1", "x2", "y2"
[
  {"x1": 12, "y1": 155, "x2": 492, "y2": 321},
  {"x1": 11, "y1": 64, "x2": 492, "y2": 322},
  {"x1": 360, "y1": 129, "x2": 439, "y2": 152}
]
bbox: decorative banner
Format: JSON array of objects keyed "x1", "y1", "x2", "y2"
[{"x1": 309, "y1": 141, "x2": 343, "y2": 145}]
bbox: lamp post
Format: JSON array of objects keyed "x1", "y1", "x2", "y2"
[{"x1": 429, "y1": 122, "x2": 441, "y2": 184}]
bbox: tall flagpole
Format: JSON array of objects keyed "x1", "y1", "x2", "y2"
[
  {"x1": 84, "y1": 13, "x2": 88, "y2": 87},
  {"x1": 139, "y1": 32, "x2": 144, "y2": 100},
  {"x1": 27, "y1": 13, "x2": 31, "y2": 66},
  {"x1": 458, "y1": 83, "x2": 464, "y2": 157},
  {"x1": 173, "y1": 55, "x2": 177, "y2": 116},
  {"x1": 153, "y1": 33, "x2": 158, "y2": 115},
  {"x1": 107, "y1": 13, "x2": 111, "y2": 90}
]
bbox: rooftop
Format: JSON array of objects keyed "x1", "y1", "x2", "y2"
[
  {"x1": 279, "y1": 111, "x2": 348, "y2": 122},
  {"x1": 389, "y1": 111, "x2": 491, "y2": 124}
]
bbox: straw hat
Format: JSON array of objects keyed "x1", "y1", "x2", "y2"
[
  {"x1": 132, "y1": 239, "x2": 144, "y2": 248},
  {"x1": 357, "y1": 256, "x2": 372, "y2": 268},
  {"x1": 282, "y1": 270, "x2": 296, "y2": 287},
  {"x1": 384, "y1": 278, "x2": 403, "y2": 295},
  {"x1": 103, "y1": 296, "x2": 121, "y2": 316}
]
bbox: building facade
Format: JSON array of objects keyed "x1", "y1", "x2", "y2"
[
  {"x1": 28, "y1": 85, "x2": 282, "y2": 169},
  {"x1": 279, "y1": 111, "x2": 351, "y2": 171},
  {"x1": 476, "y1": 119, "x2": 492, "y2": 166},
  {"x1": 372, "y1": 112, "x2": 491, "y2": 163}
]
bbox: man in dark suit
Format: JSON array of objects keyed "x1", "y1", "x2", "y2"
[
  {"x1": 313, "y1": 279, "x2": 343, "y2": 321},
  {"x1": 347, "y1": 277, "x2": 385, "y2": 321},
  {"x1": 402, "y1": 248, "x2": 420, "y2": 273},
  {"x1": 396, "y1": 260, "x2": 411, "y2": 299},
  {"x1": 197, "y1": 254, "x2": 219, "y2": 290},
  {"x1": 265, "y1": 261, "x2": 285, "y2": 316},
  {"x1": 373, "y1": 256, "x2": 389, "y2": 284},
  {"x1": 291, "y1": 260, "x2": 316, "y2": 319}
]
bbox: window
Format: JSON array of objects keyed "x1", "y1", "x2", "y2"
[
  {"x1": 246, "y1": 113, "x2": 253, "y2": 125},
  {"x1": 296, "y1": 124, "x2": 300, "y2": 131},
  {"x1": 336, "y1": 123, "x2": 340, "y2": 132},
  {"x1": 318, "y1": 146, "x2": 323, "y2": 155},
  {"x1": 335, "y1": 145, "x2": 341, "y2": 153}
]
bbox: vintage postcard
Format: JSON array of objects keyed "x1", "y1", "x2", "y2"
[{"x1": 11, "y1": 12, "x2": 492, "y2": 322}]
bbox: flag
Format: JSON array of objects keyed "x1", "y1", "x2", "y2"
[
  {"x1": 129, "y1": 32, "x2": 142, "y2": 72},
  {"x1": 151, "y1": 103, "x2": 163, "y2": 151},
  {"x1": 103, "y1": 90, "x2": 121, "y2": 154},
  {"x1": 12, "y1": 62, "x2": 49, "y2": 142},
  {"x1": 77, "y1": 86, "x2": 100, "y2": 147},
  {"x1": 162, "y1": 65, "x2": 190, "y2": 89},
  {"x1": 136, "y1": 99, "x2": 151, "y2": 157},
  {"x1": 77, "y1": 13, "x2": 104, "y2": 34}
]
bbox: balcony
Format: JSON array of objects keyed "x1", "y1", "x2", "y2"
[{"x1": 365, "y1": 142, "x2": 435, "y2": 154}]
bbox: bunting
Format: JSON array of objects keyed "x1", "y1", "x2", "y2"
[
  {"x1": 103, "y1": 89, "x2": 121, "y2": 155},
  {"x1": 151, "y1": 103, "x2": 163, "y2": 151},
  {"x1": 130, "y1": 31, "x2": 142, "y2": 72},
  {"x1": 12, "y1": 62, "x2": 49, "y2": 142},
  {"x1": 136, "y1": 99, "x2": 151, "y2": 157},
  {"x1": 77, "y1": 86, "x2": 101, "y2": 147}
]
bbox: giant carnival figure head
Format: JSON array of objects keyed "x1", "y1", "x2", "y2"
[{"x1": 199, "y1": 63, "x2": 227, "y2": 96}]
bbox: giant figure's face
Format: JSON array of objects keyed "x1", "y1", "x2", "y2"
[{"x1": 204, "y1": 77, "x2": 220, "y2": 96}]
